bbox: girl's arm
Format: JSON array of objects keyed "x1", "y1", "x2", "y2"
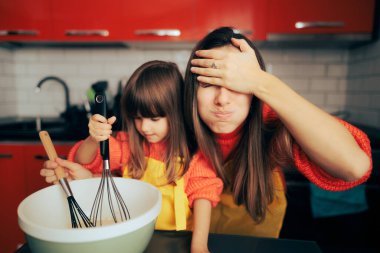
[
  {"x1": 191, "y1": 199, "x2": 211, "y2": 253},
  {"x1": 191, "y1": 38, "x2": 371, "y2": 182},
  {"x1": 75, "y1": 114, "x2": 116, "y2": 164}
]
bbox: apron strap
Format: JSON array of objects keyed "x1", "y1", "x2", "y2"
[{"x1": 174, "y1": 178, "x2": 187, "y2": 230}]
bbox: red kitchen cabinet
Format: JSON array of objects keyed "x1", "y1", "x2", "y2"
[
  {"x1": 119, "y1": 0, "x2": 197, "y2": 41},
  {"x1": 0, "y1": 0, "x2": 52, "y2": 41},
  {"x1": 50, "y1": 0, "x2": 123, "y2": 41},
  {"x1": 0, "y1": 142, "x2": 73, "y2": 253},
  {"x1": 1, "y1": 0, "x2": 197, "y2": 42},
  {"x1": 0, "y1": 145, "x2": 26, "y2": 253},
  {"x1": 266, "y1": 0, "x2": 375, "y2": 36},
  {"x1": 195, "y1": 0, "x2": 264, "y2": 40},
  {"x1": 24, "y1": 143, "x2": 72, "y2": 195}
]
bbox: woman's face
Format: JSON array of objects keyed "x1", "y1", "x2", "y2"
[{"x1": 196, "y1": 45, "x2": 252, "y2": 134}]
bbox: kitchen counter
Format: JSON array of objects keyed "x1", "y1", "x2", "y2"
[
  {"x1": 16, "y1": 230, "x2": 322, "y2": 253},
  {"x1": 0, "y1": 116, "x2": 88, "y2": 141}
]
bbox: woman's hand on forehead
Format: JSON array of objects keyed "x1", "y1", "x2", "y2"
[{"x1": 190, "y1": 38, "x2": 264, "y2": 95}]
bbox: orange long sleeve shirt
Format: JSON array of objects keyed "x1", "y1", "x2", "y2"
[{"x1": 67, "y1": 132, "x2": 223, "y2": 208}]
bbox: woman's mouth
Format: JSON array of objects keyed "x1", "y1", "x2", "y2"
[{"x1": 213, "y1": 111, "x2": 233, "y2": 119}]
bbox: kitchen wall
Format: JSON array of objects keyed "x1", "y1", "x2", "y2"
[
  {"x1": 0, "y1": 47, "x2": 16, "y2": 116},
  {"x1": 346, "y1": 40, "x2": 380, "y2": 127},
  {"x1": 0, "y1": 42, "x2": 378, "y2": 128}
]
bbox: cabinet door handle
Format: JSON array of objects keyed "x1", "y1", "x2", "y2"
[
  {"x1": 0, "y1": 30, "x2": 39, "y2": 36},
  {"x1": 0, "y1": 153, "x2": 12, "y2": 159},
  {"x1": 34, "y1": 155, "x2": 67, "y2": 160},
  {"x1": 65, "y1": 30, "x2": 109, "y2": 37},
  {"x1": 295, "y1": 21, "x2": 345, "y2": 29},
  {"x1": 34, "y1": 155, "x2": 49, "y2": 160},
  {"x1": 134, "y1": 29, "x2": 181, "y2": 37},
  {"x1": 232, "y1": 29, "x2": 253, "y2": 36}
]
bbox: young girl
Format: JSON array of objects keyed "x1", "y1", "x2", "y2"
[{"x1": 42, "y1": 60, "x2": 222, "y2": 253}]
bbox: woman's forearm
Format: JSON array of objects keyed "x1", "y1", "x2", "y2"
[
  {"x1": 74, "y1": 136, "x2": 99, "y2": 164},
  {"x1": 256, "y1": 72, "x2": 370, "y2": 181}
]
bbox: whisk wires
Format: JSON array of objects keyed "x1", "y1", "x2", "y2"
[
  {"x1": 90, "y1": 160, "x2": 131, "y2": 226},
  {"x1": 67, "y1": 196, "x2": 94, "y2": 228}
]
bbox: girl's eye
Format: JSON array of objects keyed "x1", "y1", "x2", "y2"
[{"x1": 151, "y1": 117, "x2": 161, "y2": 121}]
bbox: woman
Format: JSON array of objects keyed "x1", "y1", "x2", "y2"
[{"x1": 184, "y1": 27, "x2": 372, "y2": 237}]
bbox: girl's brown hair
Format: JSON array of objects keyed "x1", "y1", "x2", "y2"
[
  {"x1": 184, "y1": 27, "x2": 293, "y2": 223},
  {"x1": 121, "y1": 60, "x2": 190, "y2": 183}
]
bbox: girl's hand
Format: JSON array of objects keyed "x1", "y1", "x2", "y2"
[
  {"x1": 55, "y1": 157, "x2": 93, "y2": 180},
  {"x1": 40, "y1": 159, "x2": 62, "y2": 184},
  {"x1": 40, "y1": 158, "x2": 93, "y2": 184},
  {"x1": 190, "y1": 38, "x2": 266, "y2": 95},
  {"x1": 88, "y1": 114, "x2": 117, "y2": 142}
]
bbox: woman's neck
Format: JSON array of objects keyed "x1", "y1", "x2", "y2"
[{"x1": 214, "y1": 124, "x2": 244, "y2": 160}]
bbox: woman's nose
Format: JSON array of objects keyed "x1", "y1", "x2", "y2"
[{"x1": 214, "y1": 87, "x2": 231, "y2": 106}]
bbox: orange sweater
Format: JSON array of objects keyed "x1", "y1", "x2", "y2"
[{"x1": 67, "y1": 132, "x2": 223, "y2": 207}]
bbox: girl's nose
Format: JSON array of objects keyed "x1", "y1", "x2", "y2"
[
  {"x1": 214, "y1": 87, "x2": 231, "y2": 106},
  {"x1": 140, "y1": 119, "x2": 150, "y2": 132}
]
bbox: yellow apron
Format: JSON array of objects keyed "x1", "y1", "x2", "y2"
[
  {"x1": 210, "y1": 168, "x2": 287, "y2": 238},
  {"x1": 123, "y1": 158, "x2": 192, "y2": 231}
]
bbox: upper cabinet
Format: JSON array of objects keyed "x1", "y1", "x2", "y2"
[
  {"x1": 51, "y1": 0, "x2": 196, "y2": 41},
  {"x1": 0, "y1": 0, "x2": 376, "y2": 42},
  {"x1": 0, "y1": 0, "x2": 52, "y2": 41},
  {"x1": 51, "y1": 0, "x2": 123, "y2": 41},
  {"x1": 266, "y1": 0, "x2": 375, "y2": 40},
  {"x1": 194, "y1": 0, "x2": 263, "y2": 40},
  {"x1": 120, "y1": 0, "x2": 196, "y2": 41}
]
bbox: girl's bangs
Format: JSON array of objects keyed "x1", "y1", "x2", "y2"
[{"x1": 125, "y1": 79, "x2": 166, "y2": 118}]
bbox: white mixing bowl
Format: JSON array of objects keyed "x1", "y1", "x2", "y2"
[{"x1": 18, "y1": 178, "x2": 162, "y2": 253}]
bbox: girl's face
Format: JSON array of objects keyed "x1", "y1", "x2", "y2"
[
  {"x1": 196, "y1": 46, "x2": 252, "y2": 134},
  {"x1": 134, "y1": 116, "x2": 169, "y2": 143}
]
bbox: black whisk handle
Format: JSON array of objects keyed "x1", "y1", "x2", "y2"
[
  {"x1": 101, "y1": 139, "x2": 109, "y2": 160},
  {"x1": 94, "y1": 92, "x2": 107, "y2": 117},
  {"x1": 94, "y1": 92, "x2": 110, "y2": 160}
]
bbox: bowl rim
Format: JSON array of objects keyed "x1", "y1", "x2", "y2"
[{"x1": 18, "y1": 178, "x2": 162, "y2": 243}]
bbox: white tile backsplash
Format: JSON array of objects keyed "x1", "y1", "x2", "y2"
[
  {"x1": 283, "y1": 49, "x2": 314, "y2": 62},
  {"x1": 313, "y1": 49, "x2": 346, "y2": 63},
  {"x1": 296, "y1": 64, "x2": 326, "y2": 77},
  {"x1": 281, "y1": 78, "x2": 310, "y2": 92},
  {"x1": 0, "y1": 41, "x2": 379, "y2": 127},
  {"x1": 346, "y1": 35, "x2": 380, "y2": 127},
  {"x1": 310, "y1": 78, "x2": 339, "y2": 91},
  {"x1": 326, "y1": 94, "x2": 346, "y2": 106},
  {"x1": 327, "y1": 64, "x2": 348, "y2": 77}
]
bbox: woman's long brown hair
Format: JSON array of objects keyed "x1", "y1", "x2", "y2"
[
  {"x1": 121, "y1": 60, "x2": 190, "y2": 183},
  {"x1": 184, "y1": 27, "x2": 293, "y2": 223}
]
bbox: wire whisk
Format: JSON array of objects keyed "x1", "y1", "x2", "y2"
[
  {"x1": 39, "y1": 131, "x2": 94, "y2": 228},
  {"x1": 90, "y1": 92, "x2": 131, "y2": 226}
]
